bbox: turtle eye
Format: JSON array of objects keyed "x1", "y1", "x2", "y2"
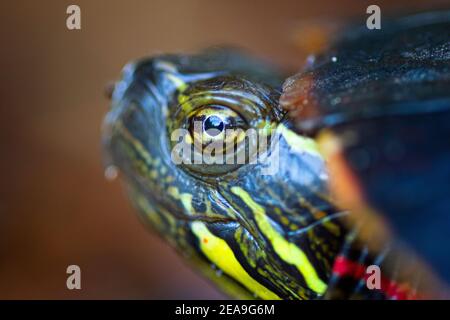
[
  {"x1": 168, "y1": 76, "x2": 282, "y2": 177},
  {"x1": 169, "y1": 104, "x2": 254, "y2": 177},
  {"x1": 203, "y1": 115, "x2": 224, "y2": 137},
  {"x1": 188, "y1": 105, "x2": 247, "y2": 150}
]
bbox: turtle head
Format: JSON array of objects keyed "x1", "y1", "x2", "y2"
[{"x1": 102, "y1": 50, "x2": 345, "y2": 299}]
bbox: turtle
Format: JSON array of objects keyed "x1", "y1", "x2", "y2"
[{"x1": 102, "y1": 10, "x2": 449, "y2": 299}]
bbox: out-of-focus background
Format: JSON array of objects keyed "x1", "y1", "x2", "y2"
[{"x1": 0, "y1": 0, "x2": 447, "y2": 299}]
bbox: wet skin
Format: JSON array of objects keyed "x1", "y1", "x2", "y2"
[{"x1": 102, "y1": 50, "x2": 348, "y2": 299}]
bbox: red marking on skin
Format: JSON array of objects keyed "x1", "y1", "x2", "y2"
[{"x1": 332, "y1": 255, "x2": 420, "y2": 300}]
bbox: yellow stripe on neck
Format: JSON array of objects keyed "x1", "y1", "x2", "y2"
[
  {"x1": 277, "y1": 124, "x2": 321, "y2": 157},
  {"x1": 166, "y1": 73, "x2": 188, "y2": 92},
  {"x1": 231, "y1": 186, "x2": 327, "y2": 294},
  {"x1": 191, "y1": 221, "x2": 280, "y2": 300}
]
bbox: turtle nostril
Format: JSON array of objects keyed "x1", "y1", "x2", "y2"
[{"x1": 104, "y1": 81, "x2": 116, "y2": 100}]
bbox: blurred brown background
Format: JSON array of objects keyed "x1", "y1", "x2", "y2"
[{"x1": 0, "y1": 0, "x2": 446, "y2": 299}]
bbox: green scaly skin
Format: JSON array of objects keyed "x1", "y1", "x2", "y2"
[{"x1": 102, "y1": 49, "x2": 406, "y2": 299}]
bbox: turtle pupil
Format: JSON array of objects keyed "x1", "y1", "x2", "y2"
[{"x1": 204, "y1": 116, "x2": 224, "y2": 136}]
